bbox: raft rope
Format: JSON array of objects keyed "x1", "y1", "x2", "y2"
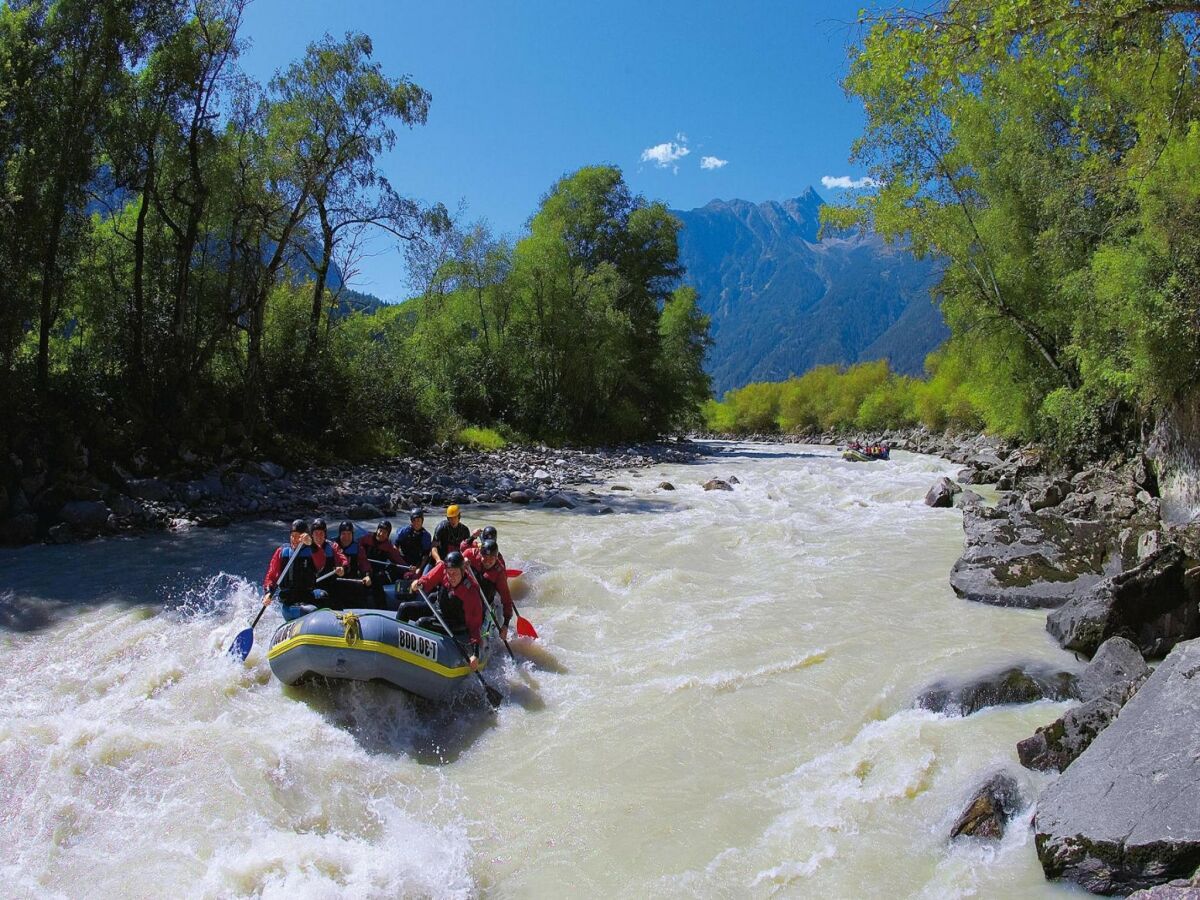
[{"x1": 335, "y1": 611, "x2": 362, "y2": 646}]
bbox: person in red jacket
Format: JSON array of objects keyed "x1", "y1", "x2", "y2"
[
  {"x1": 399, "y1": 551, "x2": 484, "y2": 671},
  {"x1": 262, "y1": 519, "x2": 328, "y2": 620},
  {"x1": 359, "y1": 520, "x2": 412, "y2": 608},
  {"x1": 464, "y1": 538, "x2": 511, "y2": 639},
  {"x1": 309, "y1": 518, "x2": 349, "y2": 581}
]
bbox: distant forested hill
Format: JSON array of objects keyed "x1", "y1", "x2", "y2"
[{"x1": 671, "y1": 188, "x2": 947, "y2": 394}]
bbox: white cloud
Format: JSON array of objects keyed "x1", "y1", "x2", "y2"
[
  {"x1": 641, "y1": 139, "x2": 691, "y2": 170},
  {"x1": 821, "y1": 175, "x2": 880, "y2": 190},
  {"x1": 700, "y1": 156, "x2": 728, "y2": 170}
]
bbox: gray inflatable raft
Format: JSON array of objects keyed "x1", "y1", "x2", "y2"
[{"x1": 267, "y1": 606, "x2": 496, "y2": 702}]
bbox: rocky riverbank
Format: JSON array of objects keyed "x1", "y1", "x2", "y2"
[
  {"x1": 901, "y1": 433, "x2": 1200, "y2": 895},
  {"x1": 0, "y1": 440, "x2": 713, "y2": 546}
]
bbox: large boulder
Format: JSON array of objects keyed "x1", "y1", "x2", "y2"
[
  {"x1": 1046, "y1": 544, "x2": 1200, "y2": 657},
  {"x1": 1127, "y1": 870, "x2": 1200, "y2": 899},
  {"x1": 58, "y1": 500, "x2": 111, "y2": 532},
  {"x1": 1034, "y1": 638, "x2": 1200, "y2": 895},
  {"x1": 950, "y1": 504, "x2": 1120, "y2": 609},
  {"x1": 703, "y1": 478, "x2": 733, "y2": 491},
  {"x1": 126, "y1": 477, "x2": 173, "y2": 502},
  {"x1": 916, "y1": 664, "x2": 1077, "y2": 716},
  {"x1": 924, "y1": 476, "x2": 962, "y2": 508},
  {"x1": 1017, "y1": 639, "x2": 1150, "y2": 774},
  {"x1": 949, "y1": 771, "x2": 1025, "y2": 840}
]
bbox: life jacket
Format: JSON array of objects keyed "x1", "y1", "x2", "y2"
[
  {"x1": 279, "y1": 544, "x2": 317, "y2": 593},
  {"x1": 337, "y1": 538, "x2": 361, "y2": 577},
  {"x1": 396, "y1": 527, "x2": 429, "y2": 567},
  {"x1": 435, "y1": 576, "x2": 481, "y2": 636}
]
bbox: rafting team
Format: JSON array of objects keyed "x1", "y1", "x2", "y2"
[{"x1": 260, "y1": 504, "x2": 512, "y2": 671}]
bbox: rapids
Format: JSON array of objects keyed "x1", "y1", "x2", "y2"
[{"x1": 0, "y1": 442, "x2": 1080, "y2": 898}]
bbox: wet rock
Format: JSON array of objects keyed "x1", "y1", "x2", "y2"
[
  {"x1": 950, "y1": 504, "x2": 1119, "y2": 609},
  {"x1": 126, "y1": 477, "x2": 173, "y2": 502},
  {"x1": 347, "y1": 503, "x2": 383, "y2": 519},
  {"x1": 1034, "y1": 638, "x2": 1200, "y2": 895},
  {"x1": 495, "y1": 476, "x2": 517, "y2": 493},
  {"x1": 1046, "y1": 544, "x2": 1200, "y2": 657},
  {"x1": 542, "y1": 493, "x2": 576, "y2": 509},
  {"x1": 924, "y1": 476, "x2": 962, "y2": 508},
  {"x1": 1127, "y1": 870, "x2": 1200, "y2": 899},
  {"x1": 47, "y1": 523, "x2": 72, "y2": 543},
  {"x1": 916, "y1": 664, "x2": 1077, "y2": 716},
  {"x1": 657, "y1": 481, "x2": 675, "y2": 490},
  {"x1": 611, "y1": 484, "x2": 633, "y2": 491},
  {"x1": 727, "y1": 475, "x2": 740, "y2": 484},
  {"x1": 953, "y1": 489, "x2": 984, "y2": 509},
  {"x1": 250, "y1": 460, "x2": 285, "y2": 480},
  {"x1": 950, "y1": 771, "x2": 1024, "y2": 840},
  {"x1": 703, "y1": 478, "x2": 733, "y2": 492},
  {"x1": 595, "y1": 505, "x2": 614, "y2": 515},
  {"x1": 509, "y1": 491, "x2": 531, "y2": 505},
  {"x1": 1138, "y1": 529, "x2": 1166, "y2": 561},
  {"x1": 58, "y1": 500, "x2": 111, "y2": 531},
  {"x1": 110, "y1": 495, "x2": 139, "y2": 519},
  {"x1": 1018, "y1": 638, "x2": 1150, "y2": 774}
]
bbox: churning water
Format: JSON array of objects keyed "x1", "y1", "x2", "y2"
[{"x1": 0, "y1": 443, "x2": 1081, "y2": 898}]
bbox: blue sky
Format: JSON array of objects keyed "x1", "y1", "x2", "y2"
[{"x1": 238, "y1": 0, "x2": 881, "y2": 300}]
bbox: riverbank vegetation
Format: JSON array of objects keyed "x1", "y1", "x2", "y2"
[
  {"x1": 822, "y1": 0, "x2": 1200, "y2": 459},
  {"x1": 0, "y1": 0, "x2": 710, "y2": 488},
  {"x1": 702, "y1": 354, "x2": 983, "y2": 435}
]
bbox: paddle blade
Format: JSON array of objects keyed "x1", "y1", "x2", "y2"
[
  {"x1": 480, "y1": 677, "x2": 503, "y2": 708},
  {"x1": 515, "y1": 614, "x2": 538, "y2": 639},
  {"x1": 228, "y1": 627, "x2": 254, "y2": 661},
  {"x1": 506, "y1": 568, "x2": 523, "y2": 578}
]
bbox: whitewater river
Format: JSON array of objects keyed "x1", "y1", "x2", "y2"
[{"x1": 0, "y1": 442, "x2": 1083, "y2": 898}]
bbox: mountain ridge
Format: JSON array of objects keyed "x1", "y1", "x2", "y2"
[{"x1": 670, "y1": 189, "x2": 948, "y2": 394}]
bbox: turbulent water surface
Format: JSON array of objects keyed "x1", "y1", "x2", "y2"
[{"x1": 0, "y1": 442, "x2": 1082, "y2": 898}]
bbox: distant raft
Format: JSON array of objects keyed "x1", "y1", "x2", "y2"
[
  {"x1": 842, "y1": 445, "x2": 891, "y2": 462},
  {"x1": 267, "y1": 606, "x2": 496, "y2": 701}
]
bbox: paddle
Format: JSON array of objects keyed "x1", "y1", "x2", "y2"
[
  {"x1": 228, "y1": 542, "x2": 302, "y2": 661},
  {"x1": 505, "y1": 568, "x2": 523, "y2": 578},
  {"x1": 513, "y1": 602, "x2": 538, "y2": 639},
  {"x1": 415, "y1": 586, "x2": 502, "y2": 709}
]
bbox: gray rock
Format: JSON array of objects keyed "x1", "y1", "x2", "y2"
[
  {"x1": 1018, "y1": 638, "x2": 1151, "y2": 773},
  {"x1": 110, "y1": 495, "x2": 140, "y2": 519},
  {"x1": 347, "y1": 503, "x2": 383, "y2": 519},
  {"x1": 657, "y1": 481, "x2": 676, "y2": 490},
  {"x1": 253, "y1": 461, "x2": 285, "y2": 480},
  {"x1": 953, "y1": 489, "x2": 984, "y2": 509},
  {"x1": 1128, "y1": 870, "x2": 1200, "y2": 899},
  {"x1": 1139, "y1": 530, "x2": 1166, "y2": 561},
  {"x1": 950, "y1": 504, "x2": 1119, "y2": 609},
  {"x1": 47, "y1": 523, "x2": 72, "y2": 543},
  {"x1": 1034, "y1": 638, "x2": 1200, "y2": 895},
  {"x1": 1047, "y1": 544, "x2": 1200, "y2": 657},
  {"x1": 495, "y1": 476, "x2": 517, "y2": 493},
  {"x1": 542, "y1": 493, "x2": 576, "y2": 509},
  {"x1": 727, "y1": 475, "x2": 740, "y2": 484},
  {"x1": 594, "y1": 506, "x2": 614, "y2": 515},
  {"x1": 126, "y1": 478, "x2": 173, "y2": 502},
  {"x1": 1028, "y1": 479, "x2": 1070, "y2": 512},
  {"x1": 610, "y1": 484, "x2": 633, "y2": 491},
  {"x1": 916, "y1": 665, "x2": 1077, "y2": 716},
  {"x1": 509, "y1": 491, "x2": 531, "y2": 505},
  {"x1": 950, "y1": 771, "x2": 1024, "y2": 840},
  {"x1": 1076, "y1": 636, "x2": 1150, "y2": 703},
  {"x1": 924, "y1": 476, "x2": 962, "y2": 508},
  {"x1": 703, "y1": 478, "x2": 733, "y2": 492},
  {"x1": 58, "y1": 500, "x2": 111, "y2": 531},
  {"x1": 532, "y1": 469, "x2": 552, "y2": 483}
]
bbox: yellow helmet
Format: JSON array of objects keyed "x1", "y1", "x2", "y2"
[{"x1": 446, "y1": 504, "x2": 460, "y2": 517}]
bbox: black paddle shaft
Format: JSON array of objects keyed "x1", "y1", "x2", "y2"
[{"x1": 414, "y1": 587, "x2": 502, "y2": 708}]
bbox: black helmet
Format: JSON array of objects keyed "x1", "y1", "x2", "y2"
[
  {"x1": 338, "y1": 520, "x2": 354, "y2": 534},
  {"x1": 480, "y1": 525, "x2": 498, "y2": 541},
  {"x1": 290, "y1": 519, "x2": 309, "y2": 533},
  {"x1": 481, "y1": 539, "x2": 499, "y2": 556},
  {"x1": 376, "y1": 520, "x2": 392, "y2": 533},
  {"x1": 311, "y1": 517, "x2": 327, "y2": 532},
  {"x1": 444, "y1": 551, "x2": 465, "y2": 569},
  {"x1": 409, "y1": 507, "x2": 426, "y2": 520}
]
